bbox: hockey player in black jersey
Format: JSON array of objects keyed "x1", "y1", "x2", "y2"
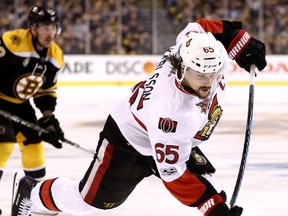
[{"x1": 0, "y1": 6, "x2": 65, "y2": 182}]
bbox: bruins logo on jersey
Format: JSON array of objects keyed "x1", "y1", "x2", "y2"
[
  {"x1": 14, "y1": 74, "x2": 45, "y2": 100},
  {"x1": 10, "y1": 35, "x2": 22, "y2": 46}
]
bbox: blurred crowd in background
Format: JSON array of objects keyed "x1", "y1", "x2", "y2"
[{"x1": 0, "y1": 0, "x2": 287, "y2": 55}]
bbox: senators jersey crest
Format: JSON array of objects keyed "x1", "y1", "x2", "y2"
[{"x1": 194, "y1": 95, "x2": 223, "y2": 141}]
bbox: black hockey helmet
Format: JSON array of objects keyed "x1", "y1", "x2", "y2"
[{"x1": 28, "y1": 6, "x2": 60, "y2": 25}]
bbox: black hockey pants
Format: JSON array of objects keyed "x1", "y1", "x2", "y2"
[{"x1": 79, "y1": 115, "x2": 159, "y2": 209}]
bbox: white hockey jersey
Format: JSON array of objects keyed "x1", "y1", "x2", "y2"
[{"x1": 110, "y1": 23, "x2": 229, "y2": 193}]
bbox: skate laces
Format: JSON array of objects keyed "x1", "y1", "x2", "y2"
[{"x1": 18, "y1": 197, "x2": 33, "y2": 216}]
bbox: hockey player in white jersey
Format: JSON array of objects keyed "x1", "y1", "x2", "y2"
[{"x1": 11, "y1": 18, "x2": 266, "y2": 216}]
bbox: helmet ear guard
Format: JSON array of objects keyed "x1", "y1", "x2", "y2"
[{"x1": 177, "y1": 32, "x2": 224, "y2": 82}]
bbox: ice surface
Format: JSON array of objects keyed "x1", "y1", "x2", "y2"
[{"x1": 1, "y1": 85, "x2": 287, "y2": 216}]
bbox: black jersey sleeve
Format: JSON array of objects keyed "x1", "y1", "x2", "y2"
[{"x1": 34, "y1": 95, "x2": 57, "y2": 112}]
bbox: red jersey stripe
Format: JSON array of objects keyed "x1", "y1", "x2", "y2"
[
  {"x1": 162, "y1": 169, "x2": 206, "y2": 206},
  {"x1": 84, "y1": 143, "x2": 114, "y2": 204},
  {"x1": 131, "y1": 112, "x2": 147, "y2": 131},
  {"x1": 196, "y1": 18, "x2": 223, "y2": 34}
]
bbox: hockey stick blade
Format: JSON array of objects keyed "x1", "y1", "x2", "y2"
[
  {"x1": 229, "y1": 65, "x2": 256, "y2": 207},
  {"x1": 0, "y1": 109, "x2": 95, "y2": 155}
]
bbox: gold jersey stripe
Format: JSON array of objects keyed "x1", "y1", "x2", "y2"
[
  {"x1": 0, "y1": 92, "x2": 29, "y2": 103},
  {"x1": 2, "y1": 29, "x2": 63, "y2": 69}
]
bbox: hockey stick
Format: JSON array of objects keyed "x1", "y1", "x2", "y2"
[
  {"x1": 0, "y1": 109, "x2": 95, "y2": 155},
  {"x1": 229, "y1": 65, "x2": 256, "y2": 207}
]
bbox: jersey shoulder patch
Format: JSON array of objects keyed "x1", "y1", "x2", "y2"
[{"x1": 2, "y1": 29, "x2": 34, "y2": 53}]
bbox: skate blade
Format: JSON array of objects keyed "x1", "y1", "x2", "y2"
[
  {"x1": 11, "y1": 172, "x2": 21, "y2": 211},
  {"x1": 32, "y1": 210, "x2": 59, "y2": 215}
]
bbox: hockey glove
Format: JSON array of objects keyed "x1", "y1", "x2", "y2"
[
  {"x1": 208, "y1": 202, "x2": 243, "y2": 216},
  {"x1": 198, "y1": 191, "x2": 243, "y2": 216},
  {"x1": 186, "y1": 146, "x2": 216, "y2": 175},
  {"x1": 228, "y1": 30, "x2": 267, "y2": 72},
  {"x1": 38, "y1": 115, "x2": 64, "y2": 148}
]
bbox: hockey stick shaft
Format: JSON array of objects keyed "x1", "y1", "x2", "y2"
[
  {"x1": 0, "y1": 109, "x2": 95, "y2": 155},
  {"x1": 62, "y1": 138, "x2": 95, "y2": 155},
  {"x1": 229, "y1": 65, "x2": 256, "y2": 207}
]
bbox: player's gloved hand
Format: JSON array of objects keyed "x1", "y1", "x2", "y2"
[
  {"x1": 229, "y1": 206, "x2": 243, "y2": 216},
  {"x1": 205, "y1": 202, "x2": 243, "y2": 216},
  {"x1": 38, "y1": 115, "x2": 64, "y2": 148},
  {"x1": 198, "y1": 191, "x2": 243, "y2": 216},
  {"x1": 228, "y1": 29, "x2": 267, "y2": 72}
]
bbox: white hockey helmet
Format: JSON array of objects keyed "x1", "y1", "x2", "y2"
[{"x1": 178, "y1": 32, "x2": 224, "y2": 81}]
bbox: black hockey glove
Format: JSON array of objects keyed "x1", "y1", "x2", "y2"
[
  {"x1": 38, "y1": 115, "x2": 64, "y2": 148},
  {"x1": 209, "y1": 203, "x2": 243, "y2": 216},
  {"x1": 198, "y1": 191, "x2": 243, "y2": 216},
  {"x1": 186, "y1": 146, "x2": 216, "y2": 175},
  {"x1": 228, "y1": 29, "x2": 267, "y2": 72}
]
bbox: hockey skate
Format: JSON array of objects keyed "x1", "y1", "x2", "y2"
[
  {"x1": 11, "y1": 173, "x2": 37, "y2": 216},
  {"x1": 11, "y1": 173, "x2": 58, "y2": 216}
]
